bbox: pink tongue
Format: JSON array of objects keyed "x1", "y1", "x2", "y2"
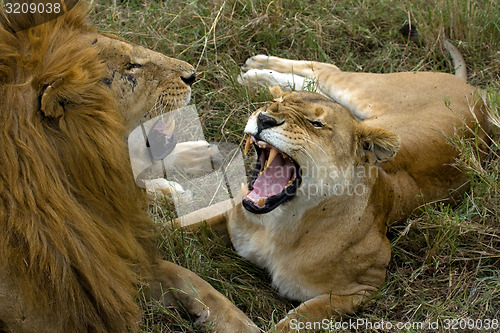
[{"x1": 247, "y1": 154, "x2": 294, "y2": 206}]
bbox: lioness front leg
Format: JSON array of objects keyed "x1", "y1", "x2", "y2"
[
  {"x1": 150, "y1": 260, "x2": 259, "y2": 333},
  {"x1": 274, "y1": 293, "x2": 364, "y2": 333},
  {"x1": 241, "y1": 55, "x2": 340, "y2": 78},
  {"x1": 238, "y1": 69, "x2": 310, "y2": 91}
]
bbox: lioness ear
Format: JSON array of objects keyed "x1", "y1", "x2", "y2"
[
  {"x1": 39, "y1": 78, "x2": 65, "y2": 118},
  {"x1": 269, "y1": 86, "x2": 285, "y2": 99},
  {"x1": 356, "y1": 124, "x2": 400, "y2": 162}
]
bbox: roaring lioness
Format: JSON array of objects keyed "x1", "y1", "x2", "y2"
[
  {"x1": 0, "y1": 2, "x2": 256, "y2": 332},
  {"x1": 224, "y1": 50, "x2": 491, "y2": 330}
]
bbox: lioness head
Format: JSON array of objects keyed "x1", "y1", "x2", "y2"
[{"x1": 242, "y1": 88, "x2": 400, "y2": 215}]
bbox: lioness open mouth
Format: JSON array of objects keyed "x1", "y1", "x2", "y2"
[{"x1": 242, "y1": 136, "x2": 301, "y2": 214}]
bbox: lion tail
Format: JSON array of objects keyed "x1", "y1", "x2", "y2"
[{"x1": 443, "y1": 39, "x2": 467, "y2": 81}]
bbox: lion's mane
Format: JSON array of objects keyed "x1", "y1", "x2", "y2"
[{"x1": 0, "y1": 3, "x2": 157, "y2": 332}]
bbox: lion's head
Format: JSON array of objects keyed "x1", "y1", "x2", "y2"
[
  {"x1": 241, "y1": 88, "x2": 400, "y2": 216},
  {"x1": 0, "y1": 2, "x2": 193, "y2": 332},
  {"x1": 92, "y1": 33, "x2": 195, "y2": 133}
]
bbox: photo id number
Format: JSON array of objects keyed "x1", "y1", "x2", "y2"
[{"x1": 4, "y1": 1, "x2": 62, "y2": 15}]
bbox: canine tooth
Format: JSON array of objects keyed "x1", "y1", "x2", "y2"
[
  {"x1": 244, "y1": 136, "x2": 252, "y2": 155},
  {"x1": 258, "y1": 197, "x2": 266, "y2": 207},
  {"x1": 241, "y1": 183, "x2": 249, "y2": 195},
  {"x1": 266, "y1": 148, "x2": 279, "y2": 168}
]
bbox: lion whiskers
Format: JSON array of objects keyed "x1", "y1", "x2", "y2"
[
  {"x1": 144, "y1": 95, "x2": 189, "y2": 121},
  {"x1": 297, "y1": 136, "x2": 327, "y2": 171},
  {"x1": 302, "y1": 136, "x2": 328, "y2": 159}
]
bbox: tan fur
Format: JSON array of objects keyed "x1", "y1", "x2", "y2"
[
  {"x1": 228, "y1": 55, "x2": 492, "y2": 330},
  {"x1": 91, "y1": 32, "x2": 195, "y2": 133},
  {"x1": 0, "y1": 3, "x2": 256, "y2": 332}
]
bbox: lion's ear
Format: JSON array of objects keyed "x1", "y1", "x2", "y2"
[
  {"x1": 39, "y1": 78, "x2": 65, "y2": 118},
  {"x1": 356, "y1": 124, "x2": 400, "y2": 162}
]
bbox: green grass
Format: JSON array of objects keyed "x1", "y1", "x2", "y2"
[{"x1": 90, "y1": 0, "x2": 499, "y2": 331}]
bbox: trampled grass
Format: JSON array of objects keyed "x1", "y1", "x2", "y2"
[{"x1": 90, "y1": 0, "x2": 499, "y2": 331}]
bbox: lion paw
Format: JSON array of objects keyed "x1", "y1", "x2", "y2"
[
  {"x1": 193, "y1": 307, "x2": 211, "y2": 328},
  {"x1": 237, "y1": 68, "x2": 278, "y2": 85},
  {"x1": 238, "y1": 69, "x2": 307, "y2": 92},
  {"x1": 144, "y1": 178, "x2": 193, "y2": 202},
  {"x1": 241, "y1": 54, "x2": 272, "y2": 73},
  {"x1": 165, "y1": 140, "x2": 221, "y2": 176}
]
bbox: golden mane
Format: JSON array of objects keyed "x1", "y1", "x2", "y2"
[{"x1": 0, "y1": 3, "x2": 156, "y2": 332}]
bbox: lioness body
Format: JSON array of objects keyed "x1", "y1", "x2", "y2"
[
  {"x1": 239, "y1": 56, "x2": 486, "y2": 222},
  {"x1": 0, "y1": 3, "x2": 256, "y2": 332},
  {"x1": 230, "y1": 55, "x2": 490, "y2": 329}
]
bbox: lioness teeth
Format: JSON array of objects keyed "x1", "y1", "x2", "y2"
[
  {"x1": 244, "y1": 135, "x2": 252, "y2": 155},
  {"x1": 265, "y1": 148, "x2": 279, "y2": 169},
  {"x1": 258, "y1": 197, "x2": 266, "y2": 207},
  {"x1": 241, "y1": 183, "x2": 250, "y2": 195},
  {"x1": 254, "y1": 138, "x2": 267, "y2": 148}
]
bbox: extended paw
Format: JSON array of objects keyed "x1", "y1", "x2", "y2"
[
  {"x1": 144, "y1": 178, "x2": 193, "y2": 203},
  {"x1": 241, "y1": 54, "x2": 273, "y2": 73},
  {"x1": 237, "y1": 68, "x2": 279, "y2": 86},
  {"x1": 152, "y1": 261, "x2": 260, "y2": 333},
  {"x1": 238, "y1": 68, "x2": 309, "y2": 93},
  {"x1": 165, "y1": 140, "x2": 221, "y2": 175}
]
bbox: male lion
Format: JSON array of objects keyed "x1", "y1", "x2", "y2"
[
  {"x1": 218, "y1": 49, "x2": 490, "y2": 330},
  {"x1": 0, "y1": 2, "x2": 257, "y2": 332}
]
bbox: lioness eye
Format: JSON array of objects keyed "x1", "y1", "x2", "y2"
[
  {"x1": 308, "y1": 120, "x2": 324, "y2": 128},
  {"x1": 125, "y1": 63, "x2": 142, "y2": 70}
]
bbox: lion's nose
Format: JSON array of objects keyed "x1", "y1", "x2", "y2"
[
  {"x1": 257, "y1": 113, "x2": 281, "y2": 131},
  {"x1": 181, "y1": 72, "x2": 196, "y2": 86}
]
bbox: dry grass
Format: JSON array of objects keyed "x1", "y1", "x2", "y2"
[{"x1": 90, "y1": 0, "x2": 499, "y2": 331}]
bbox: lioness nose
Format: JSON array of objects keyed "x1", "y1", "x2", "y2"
[
  {"x1": 257, "y1": 113, "x2": 280, "y2": 131},
  {"x1": 181, "y1": 72, "x2": 196, "y2": 86}
]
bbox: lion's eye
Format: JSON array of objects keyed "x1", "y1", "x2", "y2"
[
  {"x1": 308, "y1": 120, "x2": 324, "y2": 128},
  {"x1": 125, "y1": 63, "x2": 142, "y2": 70}
]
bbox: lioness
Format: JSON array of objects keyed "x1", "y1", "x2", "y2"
[
  {"x1": 0, "y1": 2, "x2": 256, "y2": 332},
  {"x1": 224, "y1": 50, "x2": 490, "y2": 330}
]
